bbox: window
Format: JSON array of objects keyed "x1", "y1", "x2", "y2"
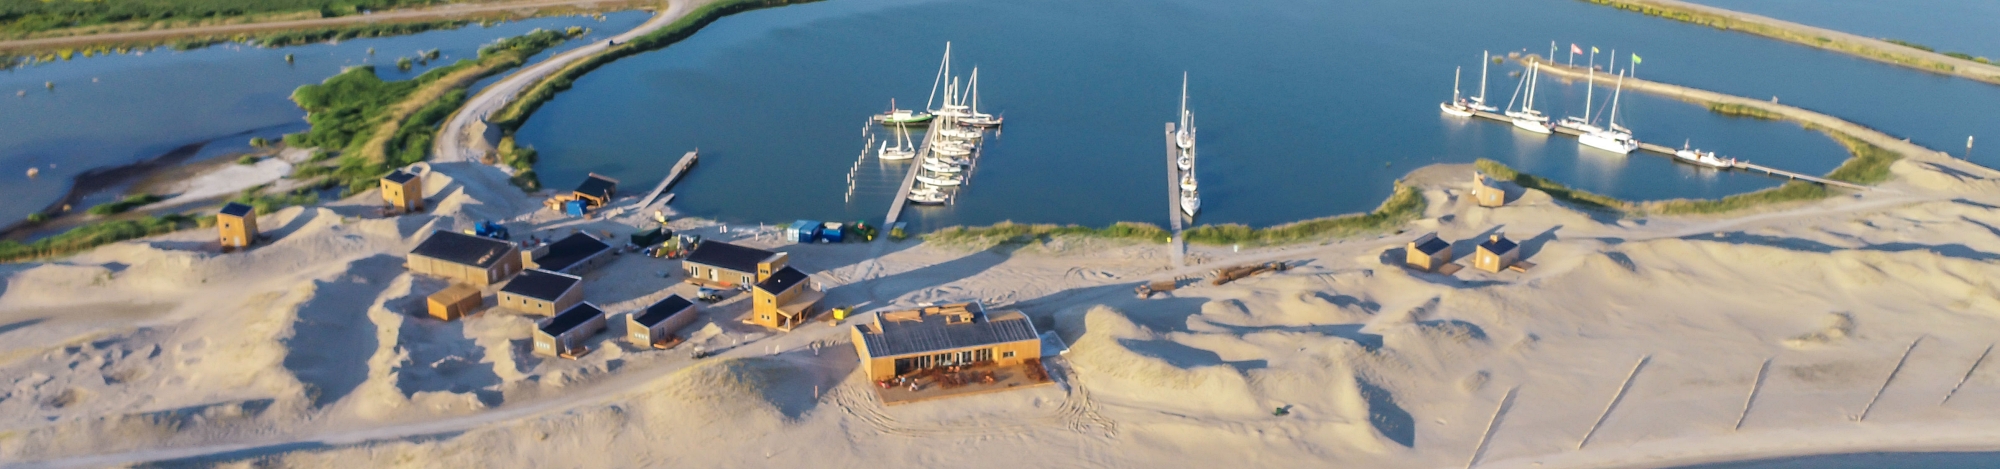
[{"x1": 1003, "y1": 351, "x2": 1015, "y2": 358}]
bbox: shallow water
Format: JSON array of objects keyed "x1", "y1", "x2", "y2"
[
  {"x1": 514, "y1": 0, "x2": 2000, "y2": 231},
  {"x1": 0, "y1": 12, "x2": 652, "y2": 225}
]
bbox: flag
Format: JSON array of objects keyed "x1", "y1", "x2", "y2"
[
  {"x1": 1572, "y1": 44, "x2": 1583, "y2": 55},
  {"x1": 1592, "y1": 46, "x2": 1600, "y2": 54},
  {"x1": 1632, "y1": 54, "x2": 1643, "y2": 64}
]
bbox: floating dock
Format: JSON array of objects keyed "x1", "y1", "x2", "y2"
[
  {"x1": 1164, "y1": 122, "x2": 1186, "y2": 268},
  {"x1": 1464, "y1": 109, "x2": 1869, "y2": 191},
  {"x1": 635, "y1": 150, "x2": 699, "y2": 210}
]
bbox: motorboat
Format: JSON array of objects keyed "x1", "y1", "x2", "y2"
[
  {"x1": 1675, "y1": 142, "x2": 1737, "y2": 168},
  {"x1": 1180, "y1": 189, "x2": 1200, "y2": 217}
]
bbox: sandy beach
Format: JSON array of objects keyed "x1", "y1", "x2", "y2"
[{"x1": 0, "y1": 125, "x2": 1995, "y2": 468}]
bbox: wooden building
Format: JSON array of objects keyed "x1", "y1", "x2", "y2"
[
  {"x1": 381, "y1": 169, "x2": 424, "y2": 212},
  {"x1": 534, "y1": 302, "x2": 607, "y2": 358},
  {"x1": 851, "y1": 304, "x2": 1042, "y2": 382},
  {"x1": 750, "y1": 265, "x2": 822, "y2": 331},
  {"x1": 573, "y1": 173, "x2": 619, "y2": 208},
  {"x1": 407, "y1": 230, "x2": 523, "y2": 287},
  {"x1": 1474, "y1": 233, "x2": 1520, "y2": 273},
  {"x1": 1405, "y1": 232, "x2": 1452, "y2": 272},
  {"x1": 1473, "y1": 172, "x2": 1506, "y2": 208},
  {"x1": 627, "y1": 294, "x2": 696, "y2": 348},
  {"x1": 523, "y1": 232, "x2": 613, "y2": 275},
  {"x1": 217, "y1": 202, "x2": 257, "y2": 249},
  {"x1": 426, "y1": 284, "x2": 483, "y2": 321},
  {"x1": 498, "y1": 269, "x2": 584, "y2": 316},
  {"x1": 682, "y1": 241, "x2": 787, "y2": 289}
]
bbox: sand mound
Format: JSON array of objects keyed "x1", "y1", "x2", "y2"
[
  {"x1": 637, "y1": 356, "x2": 813, "y2": 426},
  {"x1": 1784, "y1": 312, "x2": 1857, "y2": 348},
  {"x1": 1057, "y1": 306, "x2": 1243, "y2": 391}
]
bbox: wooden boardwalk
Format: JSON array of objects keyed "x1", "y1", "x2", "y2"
[
  {"x1": 1164, "y1": 123, "x2": 1186, "y2": 268},
  {"x1": 884, "y1": 119, "x2": 943, "y2": 225},
  {"x1": 1463, "y1": 111, "x2": 1869, "y2": 191},
  {"x1": 634, "y1": 150, "x2": 699, "y2": 210}
]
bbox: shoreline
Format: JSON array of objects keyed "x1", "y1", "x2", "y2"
[
  {"x1": 1582, "y1": 0, "x2": 2000, "y2": 86},
  {"x1": 0, "y1": 124, "x2": 292, "y2": 240},
  {"x1": 0, "y1": 0, "x2": 646, "y2": 55}
]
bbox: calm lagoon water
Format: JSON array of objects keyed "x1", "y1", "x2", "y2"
[
  {"x1": 515, "y1": 0, "x2": 2000, "y2": 231},
  {"x1": 0, "y1": 12, "x2": 651, "y2": 225}
]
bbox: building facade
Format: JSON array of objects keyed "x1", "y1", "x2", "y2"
[
  {"x1": 1405, "y1": 232, "x2": 1452, "y2": 272},
  {"x1": 1473, "y1": 172, "x2": 1506, "y2": 208},
  {"x1": 627, "y1": 294, "x2": 697, "y2": 348},
  {"x1": 750, "y1": 265, "x2": 822, "y2": 331},
  {"x1": 217, "y1": 202, "x2": 258, "y2": 249},
  {"x1": 407, "y1": 230, "x2": 523, "y2": 287},
  {"x1": 381, "y1": 170, "x2": 425, "y2": 212},
  {"x1": 534, "y1": 302, "x2": 607, "y2": 358},
  {"x1": 426, "y1": 284, "x2": 483, "y2": 321},
  {"x1": 523, "y1": 232, "x2": 613, "y2": 275},
  {"x1": 851, "y1": 305, "x2": 1042, "y2": 382},
  {"x1": 682, "y1": 241, "x2": 787, "y2": 289},
  {"x1": 497, "y1": 269, "x2": 584, "y2": 316},
  {"x1": 1474, "y1": 233, "x2": 1520, "y2": 273}
]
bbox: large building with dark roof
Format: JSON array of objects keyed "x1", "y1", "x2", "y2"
[
  {"x1": 498, "y1": 269, "x2": 583, "y2": 316},
  {"x1": 682, "y1": 240, "x2": 788, "y2": 289},
  {"x1": 1474, "y1": 233, "x2": 1520, "y2": 273},
  {"x1": 525, "y1": 232, "x2": 613, "y2": 275},
  {"x1": 217, "y1": 202, "x2": 257, "y2": 249},
  {"x1": 751, "y1": 265, "x2": 822, "y2": 331},
  {"x1": 850, "y1": 304, "x2": 1041, "y2": 382},
  {"x1": 626, "y1": 294, "x2": 696, "y2": 348},
  {"x1": 534, "y1": 302, "x2": 606, "y2": 358},
  {"x1": 406, "y1": 230, "x2": 522, "y2": 286}
]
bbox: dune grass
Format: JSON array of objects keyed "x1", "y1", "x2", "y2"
[
  {"x1": 86, "y1": 194, "x2": 166, "y2": 216},
  {"x1": 1474, "y1": 159, "x2": 1634, "y2": 212},
  {"x1": 1707, "y1": 102, "x2": 1783, "y2": 121},
  {"x1": 0, "y1": 215, "x2": 197, "y2": 263},
  {"x1": 1182, "y1": 182, "x2": 1425, "y2": 246},
  {"x1": 923, "y1": 221, "x2": 1169, "y2": 244}
]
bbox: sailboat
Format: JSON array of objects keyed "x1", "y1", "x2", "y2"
[
  {"x1": 1505, "y1": 62, "x2": 1552, "y2": 134},
  {"x1": 1180, "y1": 171, "x2": 1198, "y2": 192},
  {"x1": 1180, "y1": 189, "x2": 1200, "y2": 217},
  {"x1": 1675, "y1": 140, "x2": 1737, "y2": 168},
  {"x1": 922, "y1": 159, "x2": 963, "y2": 173},
  {"x1": 1175, "y1": 74, "x2": 1196, "y2": 150},
  {"x1": 961, "y1": 68, "x2": 1003, "y2": 127},
  {"x1": 873, "y1": 98, "x2": 934, "y2": 127},
  {"x1": 1469, "y1": 51, "x2": 1499, "y2": 113},
  {"x1": 1440, "y1": 65, "x2": 1475, "y2": 117},
  {"x1": 916, "y1": 171, "x2": 965, "y2": 186},
  {"x1": 1578, "y1": 71, "x2": 1638, "y2": 154},
  {"x1": 878, "y1": 123, "x2": 917, "y2": 160},
  {"x1": 908, "y1": 186, "x2": 949, "y2": 205},
  {"x1": 1557, "y1": 63, "x2": 1604, "y2": 134}
]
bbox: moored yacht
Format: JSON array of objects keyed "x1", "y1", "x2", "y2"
[
  {"x1": 908, "y1": 187, "x2": 949, "y2": 205},
  {"x1": 1441, "y1": 65, "x2": 1475, "y2": 117},
  {"x1": 1505, "y1": 62, "x2": 1552, "y2": 134},
  {"x1": 872, "y1": 99, "x2": 933, "y2": 127},
  {"x1": 879, "y1": 124, "x2": 916, "y2": 160},
  {"x1": 1180, "y1": 189, "x2": 1200, "y2": 217},
  {"x1": 1675, "y1": 141, "x2": 1737, "y2": 168},
  {"x1": 1578, "y1": 71, "x2": 1638, "y2": 155}
]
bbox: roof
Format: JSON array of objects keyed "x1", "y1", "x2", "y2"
[
  {"x1": 1480, "y1": 236, "x2": 1519, "y2": 255},
  {"x1": 1414, "y1": 235, "x2": 1450, "y2": 255},
  {"x1": 683, "y1": 241, "x2": 776, "y2": 273},
  {"x1": 534, "y1": 232, "x2": 610, "y2": 272},
  {"x1": 219, "y1": 202, "x2": 253, "y2": 218},
  {"x1": 574, "y1": 174, "x2": 617, "y2": 200},
  {"x1": 410, "y1": 230, "x2": 516, "y2": 268},
  {"x1": 383, "y1": 170, "x2": 418, "y2": 184},
  {"x1": 633, "y1": 295, "x2": 694, "y2": 327},
  {"x1": 541, "y1": 302, "x2": 604, "y2": 336},
  {"x1": 754, "y1": 266, "x2": 808, "y2": 294},
  {"x1": 500, "y1": 269, "x2": 581, "y2": 302},
  {"x1": 858, "y1": 310, "x2": 1040, "y2": 358}
]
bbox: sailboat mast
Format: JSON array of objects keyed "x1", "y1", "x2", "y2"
[
  {"x1": 926, "y1": 42, "x2": 950, "y2": 112},
  {"x1": 1524, "y1": 63, "x2": 1537, "y2": 111},
  {"x1": 1453, "y1": 66, "x2": 1463, "y2": 102},
  {"x1": 1479, "y1": 51, "x2": 1490, "y2": 103},
  {"x1": 969, "y1": 68, "x2": 980, "y2": 115},
  {"x1": 1609, "y1": 71, "x2": 1625, "y2": 128},
  {"x1": 1584, "y1": 64, "x2": 1594, "y2": 123},
  {"x1": 1179, "y1": 72, "x2": 1190, "y2": 129}
]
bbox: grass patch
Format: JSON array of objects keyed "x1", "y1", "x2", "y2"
[
  {"x1": 1646, "y1": 181, "x2": 1828, "y2": 215},
  {"x1": 0, "y1": 215, "x2": 197, "y2": 263},
  {"x1": 1182, "y1": 182, "x2": 1425, "y2": 246},
  {"x1": 86, "y1": 194, "x2": 166, "y2": 216},
  {"x1": 922, "y1": 221, "x2": 1168, "y2": 244},
  {"x1": 1885, "y1": 39, "x2": 1934, "y2": 52},
  {"x1": 229, "y1": 186, "x2": 322, "y2": 215},
  {"x1": 1475, "y1": 159, "x2": 1634, "y2": 212},
  {"x1": 1707, "y1": 102, "x2": 1783, "y2": 121},
  {"x1": 1819, "y1": 131, "x2": 1901, "y2": 185}
]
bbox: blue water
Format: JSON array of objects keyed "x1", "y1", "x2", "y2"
[
  {"x1": 1687, "y1": 0, "x2": 2000, "y2": 60},
  {"x1": 0, "y1": 12, "x2": 652, "y2": 225},
  {"x1": 514, "y1": 0, "x2": 1999, "y2": 231}
]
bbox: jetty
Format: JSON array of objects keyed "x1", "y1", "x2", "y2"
[
  {"x1": 634, "y1": 150, "x2": 699, "y2": 210},
  {"x1": 883, "y1": 118, "x2": 940, "y2": 225},
  {"x1": 1164, "y1": 123, "x2": 1187, "y2": 268}
]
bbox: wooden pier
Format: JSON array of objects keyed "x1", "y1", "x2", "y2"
[
  {"x1": 634, "y1": 150, "x2": 699, "y2": 210},
  {"x1": 1164, "y1": 123, "x2": 1186, "y2": 268},
  {"x1": 1461, "y1": 110, "x2": 1870, "y2": 192},
  {"x1": 884, "y1": 119, "x2": 943, "y2": 226}
]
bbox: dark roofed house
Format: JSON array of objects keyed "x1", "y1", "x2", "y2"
[
  {"x1": 1474, "y1": 233, "x2": 1521, "y2": 273},
  {"x1": 217, "y1": 202, "x2": 258, "y2": 249},
  {"x1": 751, "y1": 265, "x2": 822, "y2": 331},
  {"x1": 498, "y1": 269, "x2": 584, "y2": 316},
  {"x1": 627, "y1": 294, "x2": 697, "y2": 348},
  {"x1": 1404, "y1": 232, "x2": 1453, "y2": 272},
  {"x1": 682, "y1": 241, "x2": 787, "y2": 289},
  {"x1": 406, "y1": 230, "x2": 522, "y2": 286},
  {"x1": 572, "y1": 173, "x2": 619, "y2": 208},
  {"x1": 525, "y1": 232, "x2": 613, "y2": 275},
  {"x1": 850, "y1": 304, "x2": 1042, "y2": 382},
  {"x1": 534, "y1": 302, "x2": 607, "y2": 358}
]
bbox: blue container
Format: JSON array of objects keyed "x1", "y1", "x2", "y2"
[
  {"x1": 820, "y1": 222, "x2": 845, "y2": 243},
  {"x1": 564, "y1": 200, "x2": 588, "y2": 217},
  {"x1": 786, "y1": 220, "x2": 822, "y2": 243}
]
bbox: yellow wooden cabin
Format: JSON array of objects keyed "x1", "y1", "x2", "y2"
[
  {"x1": 381, "y1": 169, "x2": 424, "y2": 212},
  {"x1": 217, "y1": 202, "x2": 257, "y2": 249}
]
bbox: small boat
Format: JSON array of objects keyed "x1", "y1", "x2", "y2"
[
  {"x1": 927, "y1": 155, "x2": 968, "y2": 166},
  {"x1": 1504, "y1": 62, "x2": 1553, "y2": 135},
  {"x1": 960, "y1": 68, "x2": 1004, "y2": 127},
  {"x1": 1177, "y1": 151, "x2": 1193, "y2": 172},
  {"x1": 879, "y1": 124, "x2": 916, "y2": 160},
  {"x1": 1441, "y1": 65, "x2": 1475, "y2": 117},
  {"x1": 923, "y1": 160, "x2": 962, "y2": 173},
  {"x1": 939, "y1": 127, "x2": 981, "y2": 140},
  {"x1": 917, "y1": 172, "x2": 964, "y2": 186},
  {"x1": 1578, "y1": 72, "x2": 1637, "y2": 155},
  {"x1": 932, "y1": 143, "x2": 971, "y2": 157},
  {"x1": 1180, "y1": 172, "x2": 1198, "y2": 192},
  {"x1": 1180, "y1": 189, "x2": 1200, "y2": 217},
  {"x1": 908, "y1": 187, "x2": 949, "y2": 205},
  {"x1": 873, "y1": 99, "x2": 934, "y2": 127},
  {"x1": 1675, "y1": 141, "x2": 1737, "y2": 168}
]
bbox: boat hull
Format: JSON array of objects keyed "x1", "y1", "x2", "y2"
[
  {"x1": 1440, "y1": 102, "x2": 1474, "y2": 117},
  {"x1": 1577, "y1": 132, "x2": 1636, "y2": 155},
  {"x1": 917, "y1": 175, "x2": 963, "y2": 187},
  {"x1": 1510, "y1": 118, "x2": 1552, "y2": 134}
]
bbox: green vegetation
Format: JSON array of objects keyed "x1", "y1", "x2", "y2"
[
  {"x1": 249, "y1": 136, "x2": 270, "y2": 147},
  {"x1": 229, "y1": 186, "x2": 320, "y2": 215},
  {"x1": 0, "y1": 215, "x2": 196, "y2": 263},
  {"x1": 1183, "y1": 183, "x2": 1425, "y2": 246},
  {"x1": 1475, "y1": 159, "x2": 1633, "y2": 212},
  {"x1": 0, "y1": 0, "x2": 440, "y2": 38},
  {"x1": 495, "y1": 136, "x2": 540, "y2": 190},
  {"x1": 1707, "y1": 102, "x2": 1783, "y2": 121},
  {"x1": 1820, "y1": 131, "x2": 1901, "y2": 185},
  {"x1": 1581, "y1": 0, "x2": 1998, "y2": 85},
  {"x1": 86, "y1": 194, "x2": 166, "y2": 216},
  {"x1": 1885, "y1": 39, "x2": 1933, "y2": 52},
  {"x1": 1647, "y1": 181, "x2": 1827, "y2": 215},
  {"x1": 923, "y1": 221, "x2": 1168, "y2": 244},
  {"x1": 236, "y1": 154, "x2": 260, "y2": 165},
  {"x1": 285, "y1": 27, "x2": 580, "y2": 194}
]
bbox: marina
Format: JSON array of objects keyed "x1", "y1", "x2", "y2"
[{"x1": 883, "y1": 44, "x2": 999, "y2": 225}]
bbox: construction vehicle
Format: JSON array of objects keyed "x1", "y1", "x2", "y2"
[
  {"x1": 471, "y1": 221, "x2": 509, "y2": 240},
  {"x1": 849, "y1": 221, "x2": 877, "y2": 241},
  {"x1": 1210, "y1": 261, "x2": 1289, "y2": 286}
]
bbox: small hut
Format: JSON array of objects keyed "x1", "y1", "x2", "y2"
[
  {"x1": 572, "y1": 173, "x2": 619, "y2": 208},
  {"x1": 426, "y1": 284, "x2": 483, "y2": 321},
  {"x1": 534, "y1": 302, "x2": 607, "y2": 358},
  {"x1": 1474, "y1": 233, "x2": 1520, "y2": 273},
  {"x1": 217, "y1": 202, "x2": 257, "y2": 249},
  {"x1": 1405, "y1": 232, "x2": 1452, "y2": 272},
  {"x1": 1473, "y1": 172, "x2": 1506, "y2": 208},
  {"x1": 627, "y1": 294, "x2": 696, "y2": 348},
  {"x1": 381, "y1": 170, "x2": 424, "y2": 212}
]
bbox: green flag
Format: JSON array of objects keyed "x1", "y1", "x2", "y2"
[{"x1": 1632, "y1": 54, "x2": 1642, "y2": 64}]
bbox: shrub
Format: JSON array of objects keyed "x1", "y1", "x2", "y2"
[{"x1": 86, "y1": 194, "x2": 165, "y2": 216}]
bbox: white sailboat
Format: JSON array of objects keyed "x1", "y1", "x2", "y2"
[
  {"x1": 922, "y1": 159, "x2": 962, "y2": 173},
  {"x1": 1557, "y1": 62, "x2": 1603, "y2": 134},
  {"x1": 1470, "y1": 51, "x2": 1499, "y2": 113},
  {"x1": 1578, "y1": 71, "x2": 1638, "y2": 154},
  {"x1": 1675, "y1": 140, "x2": 1737, "y2": 168},
  {"x1": 878, "y1": 123, "x2": 916, "y2": 160},
  {"x1": 1175, "y1": 74, "x2": 1196, "y2": 150},
  {"x1": 961, "y1": 68, "x2": 1003, "y2": 127},
  {"x1": 908, "y1": 186, "x2": 949, "y2": 204},
  {"x1": 1180, "y1": 189, "x2": 1200, "y2": 217},
  {"x1": 1440, "y1": 65, "x2": 1475, "y2": 117},
  {"x1": 916, "y1": 172, "x2": 965, "y2": 186},
  {"x1": 1505, "y1": 62, "x2": 1552, "y2": 134},
  {"x1": 1180, "y1": 171, "x2": 1198, "y2": 192}
]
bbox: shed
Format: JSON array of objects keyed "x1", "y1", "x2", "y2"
[
  {"x1": 534, "y1": 302, "x2": 607, "y2": 358},
  {"x1": 407, "y1": 230, "x2": 523, "y2": 286},
  {"x1": 525, "y1": 232, "x2": 612, "y2": 275},
  {"x1": 1473, "y1": 172, "x2": 1507, "y2": 208},
  {"x1": 381, "y1": 170, "x2": 424, "y2": 212},
  {"x1": 850, "y1": 306, "x2": 1041, "y2": 381},
  {"x1": 572, "y1": 173, "x2": 619, "y2": 208},
  {"x1": 1405, "y1": 232, "x2": 1453, "y2": 272},
  {"x1": 1474, "y1": 233, "x2": 1520, "y2": 273},
  {"x1": 786, "y1": 220, "x2": 822, "y2": 244},
  {"x1": 426, "y1": 284, "x2": 483, "y2": 321},
  {"x1": 627, "y1": 294, "x2": 696, "y2": 348},
  {"x1": 217, "y1": 202, "x2": 257, "y2": 249},
  {"x1": 498, "y1": 269, "x2": 584, "y2": 316}
]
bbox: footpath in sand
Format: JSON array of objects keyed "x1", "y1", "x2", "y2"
[{"x1": 4, "y1": 126, "x2": 2000, "y2": 468}]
